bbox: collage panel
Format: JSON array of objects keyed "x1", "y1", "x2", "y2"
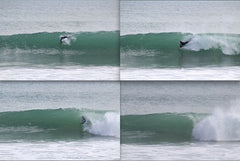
[
  {"x1": 121, "y1": 81, "x2": 240, "y2": 160},
  {"x1": 120, "y1": 0, "x2": 240, "y2": 80},
  {"x1": 0, "y1": 0, "x2": 119, "y2": 80},
  {"x1": 0, "y1": 81, "x2": 120, "y2": 160},
  {"x1": 1, "y1": 0, "x2": 240, "y2": 160}
]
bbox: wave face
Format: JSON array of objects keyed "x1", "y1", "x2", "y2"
[
  {"x1": 121, "y1": 33, "x2": 240, "y2": 68},
  {"x1": 0, "y1": 108, "x2": 119, "y2": 141},
  {"x1": 0, "y1": 31, "x2": 119, "y2": 67},
  {"x1": 122, "y1": 108, "x2": 240, "y2": 144},
  {"x1": 121, "y1": 113, "x2": 206, "y2": 144}
]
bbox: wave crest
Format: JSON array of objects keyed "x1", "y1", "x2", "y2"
[
  {"x1": 192, "y1": 107, "x2": 240, "y2": 141},
  {"x1": 183, "y1": 34, "x2": 240, "y2": 55},
  {"x1": 85, "y1": 112, "x2": 120, "y2": 138}
]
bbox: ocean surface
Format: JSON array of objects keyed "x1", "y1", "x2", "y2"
[
  {"x1": 120, "y1": 1, "x2": 240, "y2": 80},
  {"x1": 0, "y1": 82, "x2": 120, "y2": 160},
  {"x1": 0, "y1": 0, "x2": 119, "y2": 80},
  {"x1": 121, "y1": 82, "x2": 240, "y2": 160}
]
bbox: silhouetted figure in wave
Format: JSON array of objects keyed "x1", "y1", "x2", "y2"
[
  {"x1": 81, "y1": 116, "x2": 86, "y2": 125},
  {"x1": 179, "y1": 40, "x2": 190, "y2": 48},
  {"x1": 60, "y1": 36, "x2": 68, "y2": 44}
]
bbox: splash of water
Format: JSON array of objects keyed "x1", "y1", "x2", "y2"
[
  {"x1": 85, "y1": 112, "x2": 120, "y2": 138},
  {"x1": 192, "y1": 107, "x2": 240, "y2": 141},
  {"x1": 183, "y1": 34, "x2": 240, "y2": 55}
]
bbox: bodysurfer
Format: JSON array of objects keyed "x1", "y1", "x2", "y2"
[
  {"x1": 179, "y1": 40, "x2": 190, "y2": 48},
  {"x1": 81, "y1": 116, "x2": 86, "y2": 125},
  {"x1": 60, "y1": 36, "x2": 68, "y2": 44}
]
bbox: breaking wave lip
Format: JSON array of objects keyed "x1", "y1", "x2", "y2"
[
  {"x1": 122, "y1": 107, "x2": 240, "y2": 143},
  {"x1": 0, "y1": 108, "x2": 120, "y2": 140},
  {"x1": 181, "y1": 34, "x2": 240, "y2": 55},
  {"x1": 84, "y1": 112, "x2": 120, "y2": 138},
  {"x1": 192, "y1": 107, "x2": 240, "y2": 142}
]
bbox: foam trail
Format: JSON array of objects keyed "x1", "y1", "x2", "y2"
[
  {"x1": 192, "y1": 107, "x2": 240, "y2": 141},
  {"x1": 86, "y1": 112, "x2": 120, "y2": 138},
  {"x1": 183, "y1": 34, "x2": 240, "y2": 55}
]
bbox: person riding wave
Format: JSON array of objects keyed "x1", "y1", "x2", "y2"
[
  {"x1": 81, "y1": 116, "x2": 86, "y2": 125},
  {"x1": 179, "y1": 40, "x2": 190, "y2": 48},
  {"x1": 60, "y1": 36, "x2": 68, "y2": 44}
]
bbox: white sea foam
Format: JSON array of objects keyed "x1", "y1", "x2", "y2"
[
  {"x1": 0, "y1": 66, "x2": 119, "y2": 80},
  {"x1": 85, "y1": 112, "x2": 120, "y2": 138},
  {"x1": 121, "y1": 66, "x2": 240, "y2": 80},
  {"x1": 0, "y1": 140, "x2": 120, "y2": 160},
  {"x1": 183, "y1": 34, "x2": 240, "y2": 55},
  {"x1": 122, "y1": 143, "x2": 240, "y2": 160},
  {"x1": 60, "y1": 35, "x2": 76, "y2": 45},
  {"x1": 192, "y1": 106, "x2": 240, "y2": 141}
]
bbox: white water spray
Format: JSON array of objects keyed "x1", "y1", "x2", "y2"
[
  {"x1": 85, "y1": 112, "x2": 120, "y2": 138},
  {"x1": 192, "y1": 107, "x2": 240, "y2": 141},
  {"x1": 183, "y1": 34, "x2": 240, "y2": 55},
  {"x1": 60, "y1": 35, "x2": 76, "y2": 45}
]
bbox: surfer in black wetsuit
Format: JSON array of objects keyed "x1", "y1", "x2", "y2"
[
  {"x1": 81, "y1": 116, "x2": 86, "y2": 125},
  {"x1": 60, "y1": 36, "x2": 68, "y2": 44},
  {"x1": 179, "y1": 40, "x2": 190, "y2": 48}
]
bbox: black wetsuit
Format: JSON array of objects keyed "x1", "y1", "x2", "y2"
[
  {"x1": 60, "y1": 36, "x2": 68, "y2": 44},
  {"x1": 81, "y1": 116, "x2": 86, "y2": 125},
  {"x1": 180, "y1": 40, "x2": 189, "y2": 48}
]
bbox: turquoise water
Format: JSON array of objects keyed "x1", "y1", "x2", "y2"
[
  {"x1": 121, "y1": 113, "x2": 207, "y2": 143},
  {"x1": 121, "y1": 33, "x2": 240, "y2": 68},
  {"x1": 0, "y1": 31, "x2": 119, "y2": 67},
  {"x1": 0, "y1": 0, "x2": 119, "y2": 80},
  {"x1": 0, "y1": 82, "x2": 120, "y2": 160},
  {"x1": 120, "y1": 1, "x2": 240, "y2": 80},
  {"x1": 121, "y1": 82, "x2": 240, "y2": 160}
]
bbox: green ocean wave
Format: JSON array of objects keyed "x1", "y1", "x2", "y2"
[
  {"x1": 0, "y1": 108, "x2": 108, "y2": 140},
  {"x1": 121, "y1": 32, "x2": 240, "y2": 68},
  {"x1": 0, "y1": 31, "x2": 119, "y2": 66},
  {"x1": 121, "y1": 113, "x2": 208, "y2": 144}
]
